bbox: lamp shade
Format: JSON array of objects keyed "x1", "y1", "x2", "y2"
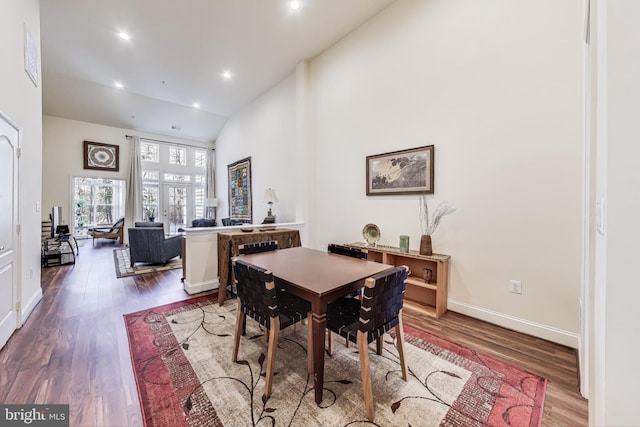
[
  {"x1": 263, "y1": 188, "x2": 279, "y2": 204},
  {"x1": 205, "y1": 197, "x2": 219, "y2": 207}
]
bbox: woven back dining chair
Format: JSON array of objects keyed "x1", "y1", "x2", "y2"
[
  {"x1": 238, "y1": 240, "x2": 279, "y2": 255},
  {"x1": 232, "y1": 240, "x2": 279, "y2": 301},
  {"x1": 328, "y1": 243, "x2": 368, "y2": 260},
  {"x1": 231, "y1": 258, "x2": 312, "y2": 400},
  {"x1": 325, "y1": 265, "x2": 409, "y2": 421},
  {"x1": 326, "y1": 243, "x2": 369, "y2": 353}
]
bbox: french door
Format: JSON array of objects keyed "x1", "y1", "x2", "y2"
[
  {"x1": 0, "y1": 111, "x2": 19, "y2": 350},
  {"x1": 162, "y1": 184, "x2": 191, "y2": 234}
]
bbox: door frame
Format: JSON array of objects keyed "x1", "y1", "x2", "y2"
[
  {"x1": 0, "y1": 108, "x2": 21, "y2": 349},
  {"x1": 162, "y1": 183, "x2": 193, "y2": 234}
]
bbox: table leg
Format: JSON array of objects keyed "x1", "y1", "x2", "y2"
[
  {"x1": 218, "y1": 283, "x2": 227, "y2": 306},
  {"x1": 311, "y1": 311, "x2": 327, "y2": 404}
]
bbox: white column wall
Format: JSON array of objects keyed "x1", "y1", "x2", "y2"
[
  {"x1": 591, "y1": 0, "x2": 640, "y2": 424},
  {"x1": 0, "y1": 0, "x2": 43, "y2": 323},
  {"x1": 214, "y1": 75, "x2": 297, "y2": 225}
]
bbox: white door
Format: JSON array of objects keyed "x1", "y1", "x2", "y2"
[
  {"x1": 162, "y1": 184, "x2": 191, "y2": 234},
  {"x1": 0, "y1": 111, "x2": 19, "y2": 350}
]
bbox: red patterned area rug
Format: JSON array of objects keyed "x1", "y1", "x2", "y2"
[{"x1": 124, "y1": 296, "x2": 546, "y2": 427}]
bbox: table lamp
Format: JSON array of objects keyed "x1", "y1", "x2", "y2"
[
  {"x1": 205, "y1": 198, "x2": 218, "y2": 220},
  {"x1": 262, "y1": 188, "x2": 278, "y2": 224}
]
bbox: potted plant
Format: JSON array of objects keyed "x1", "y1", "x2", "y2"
[
  {"x1": 146, "y1": 208, "x2": 156, "y2": 222},
  {"x1": 419, "y1": 194, "x2": 456, "y2": 255}
]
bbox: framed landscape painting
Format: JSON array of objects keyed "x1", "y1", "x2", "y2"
[
  {"x1": 366, "y1": 145, "x2": 434, "y2": 195},
  {"x1": 227, "y1": 157, "x2": 252, "y2": 222}
]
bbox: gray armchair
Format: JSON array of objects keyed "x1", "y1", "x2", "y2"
[{"x1": 128, "y1": 227, "x2": 182, "y2": 267}]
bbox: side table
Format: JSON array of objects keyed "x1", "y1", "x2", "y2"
[{"x1": 42, "y1": 236, "x2": 78, "y2": 267}]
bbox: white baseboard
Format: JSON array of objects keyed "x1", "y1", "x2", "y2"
[
  {"x1": 184, "y1": 278, "x2": 219, "y2": 295},
  {"x1": 448, "y1": 299, "x2": 579, "y2": 349},
  {"x1": 21, "y1": 288, "x2": 43, "y2": 325}
]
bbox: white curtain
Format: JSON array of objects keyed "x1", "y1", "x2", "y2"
[
  {"x1": 206, "y1": 148, "x2": 215, "y2": 198},
  {"x1": 126, "y1": 136, "x2": 143, "y2": 225}
]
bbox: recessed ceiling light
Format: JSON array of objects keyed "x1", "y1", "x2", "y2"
[
  {"x1": 289, "y1": 1, "x2": 300, "y2": 10},
  {"x1": 222, "y1": 71, "x2": 233, "y2": 81},
  {"x1": 114, "y1": 81, "x2": 124, "y2": 89},
  {"x1": 193, "y1": 102, "x2": 200, "y2": 109},
  {"x1": 118, "y1": 32, "x2": 130, "y2": 41}
]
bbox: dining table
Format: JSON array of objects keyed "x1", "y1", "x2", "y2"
[{"x1": 238, "y1": 246, "x2": 393, "y2": 404}]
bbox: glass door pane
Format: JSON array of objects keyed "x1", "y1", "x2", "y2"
[{"x1": 163, "y1": 184, "x2": 190, "y2": 234}]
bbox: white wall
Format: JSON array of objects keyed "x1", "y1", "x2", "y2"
[
  {"x1": 215, "y1": 75, "x2": 296, "y2": 224},
  {"x1": 0, "y1": 0, "x2": 43, "y2": 323},
  {"x1": 215, "y1": 0, "x2": 584, "y2": 345},
  {"x1": 42, "y1": 115, "x2": 212, "y2": 230},
  {"x1": 591, "y1": 0, "x2": 640, "y2": 424}
]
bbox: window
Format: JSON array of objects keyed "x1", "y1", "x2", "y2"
[
  {"x1": 142, "y1": 171, "x2": 158, "y2": 180},
  {"x1": 164, "y1": 173, "x2": 191, "y2": 182},
  {"x1": 143, "y1": 186, "x2": 159, "y2": 221},
  {"x1": 73, "y1": 177, "x2": 126, "y2": 230},
  {"x1": 141, "y1": 140, "x2": 208, "y2": 230},
  {"x1": 141, "y1": 143, "x2": 159, "y2": 162},
  {"x1": 194, "y1": 150, "x2": 206, "y2": 168},
  {"x1": 169, "y1": 147, "x2": 186, "y2": 165},
  {"x1": 194, "y1": 187, "x2": 205, "y2": 218}
]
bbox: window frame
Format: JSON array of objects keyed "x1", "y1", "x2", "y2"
[{"x1": 141, "y1": 140, "x2": 207, "y2": 225}]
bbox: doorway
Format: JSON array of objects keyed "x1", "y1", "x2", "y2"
[
  {"x1": 163, "y1": 184, "x2": 191, "y2": 234},
  {"x1": 0, "y1": 110, "x2": 19, "y2": 349}
]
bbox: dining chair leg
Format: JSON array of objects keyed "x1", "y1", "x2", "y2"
[
  {"x1": 358, "y1": 330, "x2": 374, "y2": 421},
  {"x1": 395, "y1": 312, "x2": 408, "y2": 381},
  {"x1": 376, "y1": 337, "x2": 383, "y2": 355},
  {"x1": 232, "y1": 300, "x2": 244, "y2": 363},
  {"x1": 327, "y1": 330, "x2": 333, "y2": 356},
  {"x1": 264, "y1": 318, "x2": 280, "y2": 399},
  {"x1": 307, "y1": 313, "x2": 313, "y2": 373}
]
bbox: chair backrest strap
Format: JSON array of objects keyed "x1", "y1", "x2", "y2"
[
  {"x1": 328, "y1": 243, "x2": 368, "y2": 260},
  {"x1": 239, "y1": 240, "x2": 279, "y2": 255},
  {"x1": 233, "y1": 258, "x2": 279, "y2": 328},
  {"x1": 358, "y1": 266, "x2": 408, "y2": 340}
]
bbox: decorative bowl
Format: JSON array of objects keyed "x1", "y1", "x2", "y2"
[
  {"x1": 260, "y1": 226, "x2": 276, "y2": 232},
  {"x1": 240, "y1": 227, "x2": 255, "y2": 232},
  {"x1": 362, "y1": 223, "x2": 381, "y2": 246}
]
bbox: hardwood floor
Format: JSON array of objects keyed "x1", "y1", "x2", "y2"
[{"x1": 0, "y1": 242, "x2": 588, "y2": 426}]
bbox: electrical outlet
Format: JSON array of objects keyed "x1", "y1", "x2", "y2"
[{"x1": 509, "y1": 280, "x2": 522, "y2": 295}]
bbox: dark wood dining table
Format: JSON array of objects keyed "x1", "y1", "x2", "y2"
[{"x1": 239, "y1": 246, "x2": 393, "y2": 404}]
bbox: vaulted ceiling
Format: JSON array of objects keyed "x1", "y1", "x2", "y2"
[{"x1": 40, "y1": 0, "x2": 395, "y2": 142}]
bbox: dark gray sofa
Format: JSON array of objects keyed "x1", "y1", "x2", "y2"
[{"x1": 128, "y1": 225, "x2": 182, "y2": 267}]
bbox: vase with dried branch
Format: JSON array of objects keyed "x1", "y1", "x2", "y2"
[{"x1": 419, "y1": 195, "x2": 456, "y2": 255}]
